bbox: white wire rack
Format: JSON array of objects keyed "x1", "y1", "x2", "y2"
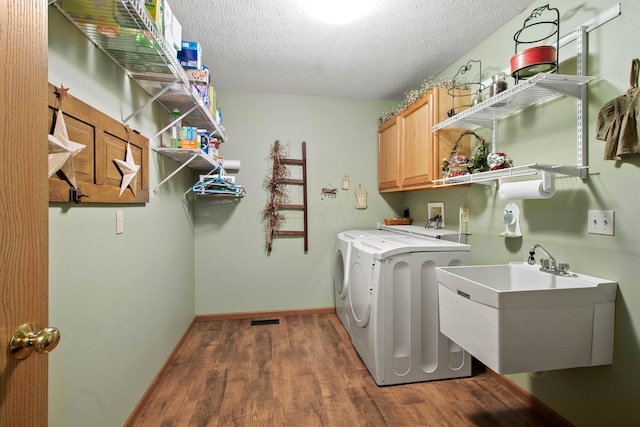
[
  {"x1": 53, "y1": 0, "x2": 225, "y2": 140},
  {"x1": 432, "y1": 74, "x2": 593, "y2": 131}
]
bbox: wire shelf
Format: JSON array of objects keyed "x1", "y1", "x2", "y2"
[
  {"x1": 152, "y1": 148, "x2": 222, "y2": 171},
  {"x1": 433, "y1": 73, "x2": 593, "y2": 131},
  {"x1": 432, "y1": 163, "x2": 588, "y2": 188},
  {"x1": 54, "y1": 0, "x2": 225, "y2": 140}
]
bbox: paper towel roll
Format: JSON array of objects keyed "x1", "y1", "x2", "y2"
[
  {"x1": 498, "y1": 173, "x2": 555, "y2": 200},
  {"x1": 222, "y1": 159, "x2": 241, "y2": 170}
]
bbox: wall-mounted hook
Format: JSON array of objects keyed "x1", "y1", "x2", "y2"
[
  {"x1": 69, "y1": 187, "x2": 88, "y2": 204},
  {"x1": 321, "y1": 184, "x2": 337, "y2": 200}
]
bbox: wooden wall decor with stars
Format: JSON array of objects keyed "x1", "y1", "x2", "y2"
[{"x1": 47, "y1": 83, "x2": 149, "y2": 204}]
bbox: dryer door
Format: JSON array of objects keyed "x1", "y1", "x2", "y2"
[
  {"x1": 349, "y1": 247, "x2": 374, "y2": 328},
  {"x1": 334, "y1": 241, "x2": 351, "y2": 299}
]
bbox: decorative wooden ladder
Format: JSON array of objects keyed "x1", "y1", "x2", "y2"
[{"x1": 268, "y1": 141, "x2": 308, "y2": 253}]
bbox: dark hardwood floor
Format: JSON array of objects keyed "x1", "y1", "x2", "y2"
[{"x1": 129, "y1": 314, "x2": 570, "y2": 426}]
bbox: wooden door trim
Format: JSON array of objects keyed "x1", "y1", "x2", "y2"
[{"x1": 0, "y1": 1, "x2": 49, "y2": 425}]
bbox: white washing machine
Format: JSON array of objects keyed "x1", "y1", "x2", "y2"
[
  {"x1": 334, "y1": 229, "x2": 401, "y2": 336},
  {"x1": 347, "y1": 227, "x2": 472, "y2": 386}
]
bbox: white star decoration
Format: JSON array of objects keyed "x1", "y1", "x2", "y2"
[
  {"x1": 48, "y1": 109, "x2": 85, "y2": 188},
  {"x1": 114, "y1": 141, "x2": 140, "y2": 197}
]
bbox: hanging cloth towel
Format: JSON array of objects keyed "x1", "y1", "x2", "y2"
[
  {"x1": 596, "y1": 59, "x2": 640, "y2": 160},
  {"x1": 617, "y1": 60, "x2": 640, "y2": 157}
]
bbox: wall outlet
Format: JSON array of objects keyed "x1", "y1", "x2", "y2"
[
  {"x1": 460, "y1": 207, "x2": 469, "y2": 223},
  {"x1": 588, "y1": 210, "x2": 614, "y2": 236},
  {"x1": 116, "y1": 210, "x2": 124, "y2": 235},
  {"x1": 428, "y1": 202, "x2": 445, "y2": 227}
]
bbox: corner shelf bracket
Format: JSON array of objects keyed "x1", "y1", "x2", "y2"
[
  {"x1": 151, "y1": 148, "x2": 221, "y2": 195},
  {"x1": 151, "y1": 105, "x2": 198, "y2": 140},
  {"x1": 123, "y1": 77, "x2": 180, "y2": 124}
]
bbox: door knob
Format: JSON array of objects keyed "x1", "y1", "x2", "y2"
[{"x1": 10, "y1": 323, "x2": 61, "y2": 360}]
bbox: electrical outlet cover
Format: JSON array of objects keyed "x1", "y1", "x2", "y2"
[
  {"x1": 588, "y1": 210, "x2": 614, "y2": 235},
  {"x1": 428, "y1": 202, "x2": 445, "y2": 227},
  {"x1": 461, "y1": 207, "x2": 469, "y2": 223}
]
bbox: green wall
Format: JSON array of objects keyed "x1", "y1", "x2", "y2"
[
  {"x1": 403, "y1": 1, "x2": 640, "y2": 425},
  {"x1": 48, "y1": 8, "x2": 197, "y2": 427},
  {"x1": 193, "y1": 91, "x2": 399, "y2": 313}
]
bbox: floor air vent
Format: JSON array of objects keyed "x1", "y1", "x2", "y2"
[{"x1": 250, "y1": 319, "x2": 280, "y2": 326}]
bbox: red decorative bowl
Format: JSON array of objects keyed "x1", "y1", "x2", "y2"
[{"x1": 511, "y1": 45, "x2": 557, "y2": 79}]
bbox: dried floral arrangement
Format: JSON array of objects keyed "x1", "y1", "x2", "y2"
[
  {"x1": 441, "y1": 130, "x2": 489, "y2": 179},
  {"x1": 377, "y1": 76, "x2": 468, "y2": 126},
  {"x1": 261, "y1": 140, "x2": 291, "y2": 251}
]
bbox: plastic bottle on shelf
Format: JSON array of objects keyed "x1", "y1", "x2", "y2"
[{"x1": 170, "y1": 109, "x2": 181, "y2": 148}]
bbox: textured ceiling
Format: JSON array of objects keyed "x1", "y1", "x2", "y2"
[{"x1": 176, "y1": 0, "x2": 536, "y2": 100}]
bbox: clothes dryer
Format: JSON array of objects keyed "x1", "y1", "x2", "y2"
[
  {"x1": 334, "y1": 231, "x2": 357, "y2": 335},
  {"x1": 347, "y1": 230, "x2": 472, "y2": 385},
  {"x1": 334, "y1": 229, "x2": 401, "y2": 336}
]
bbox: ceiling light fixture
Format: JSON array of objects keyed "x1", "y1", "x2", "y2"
[{"x1": 300, "y1": 0, "x2": 378, "y2": 25}]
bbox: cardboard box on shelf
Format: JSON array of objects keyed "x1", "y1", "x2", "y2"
[
  {"x1": 180, "y1": 140, "x2": 198, "y2": 149},
  {"x1": 185, "y1": 68, "x2": 209, "y2": 85},
  {"x1": 144, "y1": 0, "x2": 163, "y2": 32},
  {"x1": 178, "y1": 40, "x2": 202, "y2": 69},
  {"x1": 163, "y1": 0, "x2": 174, "y2": 47},
  {"x1": 208, "y1": 86, "x2": 217, "y2": 116},
  {"x1": 180, "y1": 126, "x2": 197, "y2": 141},
  {"x1": 172, "y1": 15, "x2": 182, "y2": 51},
  {"x1": 60, "y1": 0, "x2": 119, "y2": 26}
]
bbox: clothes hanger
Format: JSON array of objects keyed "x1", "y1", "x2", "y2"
[{"x1": 191, "y1": 175, "x2": 245, "y2": 196}]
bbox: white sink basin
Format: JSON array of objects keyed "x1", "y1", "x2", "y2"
[{"x1": 436, "y1": 262, "x2": 617, "y2": 374}]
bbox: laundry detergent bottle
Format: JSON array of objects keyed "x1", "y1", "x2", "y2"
[{"x1": 170, "y1": 109, "x2": 181, "y2": 148}]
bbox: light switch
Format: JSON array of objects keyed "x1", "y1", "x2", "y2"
[
  {"x1": 588, "y1": 210, "x2": 614, "y2": 236},
  {"x1": 116, "y1": 210, "x2": 124, "y2": 235}
]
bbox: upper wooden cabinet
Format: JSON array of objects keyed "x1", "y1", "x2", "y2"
[
  {"x1": 399, "y1": 92, "x2": 433, "y2": 190},
  {"x1": 378, "y1": 88, "x2": 469, "y2": 192},
  {"x1": 378, "y1": 115, "x2": 400, "y2": 191}
]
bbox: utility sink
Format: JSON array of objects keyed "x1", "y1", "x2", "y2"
[{"x1": 436, "y1": 262, "x2": 617, "y2": 374}]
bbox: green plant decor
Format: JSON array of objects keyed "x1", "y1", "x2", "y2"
[{"x1": 377, "y1": 76, "x2": 468, "y2": 126}]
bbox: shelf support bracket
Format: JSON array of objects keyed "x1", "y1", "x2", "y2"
[
  {"x1": 151, "y1": 105, "x2": 198, "y2": 140},
  {"x1": 151, "y1": 153, "x2": 200, "y2": 194},
  {"x1": 535, "y1": 82, "x2": 583, "y2": 98},
  {"x1": 122, "y1": 77, "x2": 181, "y2": 124}
]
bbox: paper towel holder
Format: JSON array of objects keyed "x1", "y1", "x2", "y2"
[
  {"x1": 500, "y1": 203, "x2": 522, "y2": 238},
  {"x1": 498, "y1": 170, "x2": 556, "y2": 200}
]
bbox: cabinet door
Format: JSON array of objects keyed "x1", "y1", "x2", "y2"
[
  {"x1": 399, "y1": 93, "x2": 434, "y2": 190},
  {"x1": 378, "y1": 116, "x2": 400, "y2": 192}
]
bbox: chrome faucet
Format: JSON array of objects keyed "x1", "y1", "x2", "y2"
[{"x1": 528, "y1": 244, "x2": 570, "y2": 275}]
